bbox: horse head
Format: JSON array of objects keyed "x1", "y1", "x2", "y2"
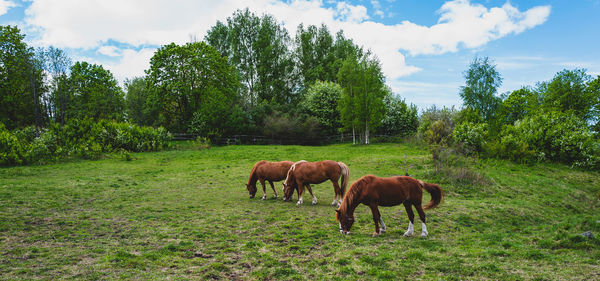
[
  {"x1": 246, "y1": 183, "x2": 257, "y2": 198},
  {"x1": 336, "y1": 209, "x2": 354, "y2": 235},
  {"x1": 282, "y1": 181, "x2": 294, "y2": 201}
]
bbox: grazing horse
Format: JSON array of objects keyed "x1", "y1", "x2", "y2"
[
  {"x1": 246, "y1": 160, "x2": 294, "y2": 200},
  {"x1": 336, "y1": 175, "x2": 442, "y2": 237},
  {"x1": 282, "y1": 160, "x2": 349, "y2": 206}
]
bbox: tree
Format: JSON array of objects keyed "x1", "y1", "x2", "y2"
[
  {"x1": 588, "y1": 75, "x2": 600, "y2": 135},
  {"x1": 146, "y1": 41, "x2": 240, "y2": 134},
  {"x1": 295, "y1": 24, "x2": 336, "y2": 87},
  {"x1": 337, "y1": 53, "x2": 387, "y2": 144},
  {"x1": 42, "y1": 46, "x2": 72, "y2": 125},
  {"x1": 0, "y1": 25, "x2": 45, "y2": 129},
  {"x1": 124, "y1": 77, "x2": 150, "y2": 125},
  {"x1": 541, "y1": 69, "x2": 597, "y2": 122},
  {"x1": 337, "y1": 54, "x2": 361, "y2": 143},
  {"x1": 206, "y1": 9, "x2": 295, "y2": 107},
  {"x1": 65, "y1": 62, "x2": 125, "y2": 121},
  {"x1": 497, "y1": 87, "x2": 541, "y2": 125},
  {"x1": 460, "y1": 57, "x2": 502, "y2": 121},
  {"x1": 380, "y1": 94, "x2": 419, "y2": 136},
  {"x1": 302, "y1": 81, "x2": 342, "y2": 135}
]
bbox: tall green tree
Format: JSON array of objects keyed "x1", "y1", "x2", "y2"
[
  {"x1": 0, "y1": 25, "x2": 45, "y2": 129},
  {"x1": 206, "y1": 9, "x2": 295, "y2": 106},
  {"x1": 337, "y1": 54, "x2": 361, "y2": 143},
  {"x1": 460, "y1": 57, "x2": 503, "y2": 121},
  {"x1": 295, "y1": 24, "x2": 336, "y2": 87},
  {"x1": 124, "y1": 77, "x2": 150, "y2": 125},
  {"x1": 146, "y1": 42, "x2": 240, "y2": 133},
  {"x1": 337, "y1": 53, "x2": 387, "y2": 144},
  {"x1": 65, "y1": 62, "x2": 124, "y2": 121}
]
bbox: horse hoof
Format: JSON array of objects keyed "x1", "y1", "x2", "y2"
[
  {"x1": 312, "y1": 201, "x2": 317, "y2": 205},
  {"x1": 261, "y1": 196, "x2": 266, "y2": 200},
  {"x1": 404, "y1": 232, "x2": 413, "y2": 237},
  {"x1": 421, "y1": 232, "x2": 428, "y2": 237},
  {"x1": 380, "y1": 228, "x2": 386, "y2": 233},
  {"x1": 372, "y1": 232, "x2": 380, "y2": 237}
]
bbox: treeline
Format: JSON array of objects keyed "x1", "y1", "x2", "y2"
[
  {"x1": 421, "y1": 57, "x2": 600, "y2": 169},
  {"x1": 1, "y1": 9, "x2": 418, "y2": 149}
]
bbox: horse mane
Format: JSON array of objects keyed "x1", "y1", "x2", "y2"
[
  {"x1": 338, "y1": 175, "x2": 374, "y2": 215},
  {"x1": 284, "y1": 160, "x2": 306, "y2": 186}
]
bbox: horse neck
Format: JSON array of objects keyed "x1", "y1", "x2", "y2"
[
  {"x1": 248, "y1": 166, "x2": 258, "y2": 186},
  {"x1": 340, "y1": 186, "x2": 361, "y2": 217}
]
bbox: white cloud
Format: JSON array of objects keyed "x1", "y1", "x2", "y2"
[
  {"x1": 97, "y1": 45, "x2": 122, "y2": 57},
  {"x1": 23, "y1": 0, "x2": 551, "y2": 81},
  {"x1": 104, "y1": 48, "x2": 155, "y2": 82},
  {"x1": 0, "y1": 0, "x2": 15, "y2": 16}
]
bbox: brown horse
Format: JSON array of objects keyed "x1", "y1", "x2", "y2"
[
  {"x1": 336, "y1": 175, "x2": 442, "y2": 237},
  {"x1": 246, "y1": 160, "x2": 294, "y2": 200},
  {"x1": 282, "y1": 160, "x2": 349, "y2": 206}
]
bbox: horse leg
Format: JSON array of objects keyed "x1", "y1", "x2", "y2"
[
  {"x1": 331, "y1": 180, "x2": 342, "y2": 207},
  {"x1": 305, "y1": 184, "x2": 317, "y2": 205},
  {"x1": 369, "y1": 203, "x2": 382, "y2": 237},
  {"x1": 403, "y1": 201, "x2": 415, "y2": 237},
  {"x1": 259, "y1": 179, "x2": 267, "y2": 200},
  {"x1": 414, "y1": 203, "x2": 428, "y2": 237},
  {"x1": 296, "y1": 180, "x2": 304, "y2": 205},
  {"x1": 269, "y1": 181, "x2": 278, "y2": 198}
]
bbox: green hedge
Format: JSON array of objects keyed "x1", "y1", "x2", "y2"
[{"x1": 1, "y1": 119, "x2": 171, "y2": 166}]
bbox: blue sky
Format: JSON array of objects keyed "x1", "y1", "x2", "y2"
[{"x1": 1, "y1": 0, "x2": 599, "y2": 109}]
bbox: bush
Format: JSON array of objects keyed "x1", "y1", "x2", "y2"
[
  {"x1": 0, "y1": 122, "x2": 26, "y2": 165},
  {"x1": 453, "y1": 122, "x2": 487, "y2": 154},
  {"x1": 0, "y1": 119, "x2": 172, "y2": 166},
  {"x1": 488, "y1": 112, "x2": 600, "y2": 169},
  {"x1": 419, "y1": 106, "x2": 457, "y2": 145}
]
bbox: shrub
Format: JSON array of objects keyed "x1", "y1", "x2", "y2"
[
  {"x1": 419, "y1": 106, "x2": 457, "y2": 145},
  {"x1": 0, "y1": 122, "x2": 26, "y2": 165},
  {"x1": 490, "y1": 112, "x2": 600, "y2": 169},
  {"x1": 0, "y1": 119, "x2": 172, "y2": 166},
  {"x1": 453, "y1": 122, "x2": 487, "y2": 154}
]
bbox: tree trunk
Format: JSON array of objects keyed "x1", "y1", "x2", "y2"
[
  {"x1": 365, "y1": 122, "x2": 369, "y2": 145},
  {"x1": 352, "y1": 126, "x2": 355, "y2": 145}
]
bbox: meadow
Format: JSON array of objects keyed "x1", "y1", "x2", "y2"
[{"x1": 1, "y1": 142, "x2": 599, "y2": 280}]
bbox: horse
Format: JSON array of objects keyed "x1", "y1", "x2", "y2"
[
  {"x1": 246, "y1": 160, "x2": 294, "y2": 200},
  {"x1": 336, "y1": 175, "x2": 442, "y2": 237},
  {"x1": 282, "y1": 160, "x2": 349, "y2": 206}
]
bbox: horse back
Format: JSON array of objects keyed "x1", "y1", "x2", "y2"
[
  {"x1": 256, "y1": 161, "x2": 293, "y2": 181},
  {"x1": 295, "y1": 160, "x2": 340, "y2": 183},
  {"x1": 363, "y1": 176, "x2": 422, "y2": 207}
]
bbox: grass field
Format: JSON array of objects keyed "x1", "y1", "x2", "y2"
[{"x1": 1, "y1": 142, "x2": 599, "y2": 280}]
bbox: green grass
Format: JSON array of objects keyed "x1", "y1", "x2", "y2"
[{"x1": 1, "y1": 143, "x2": 599, "y2": 280}]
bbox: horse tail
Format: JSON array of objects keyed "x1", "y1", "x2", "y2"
[
  {"x1": 420, "y1": 181, "x2": 442, "y2": 210},
  {"x1": 337, "y1": 162, "x2": 350, "y2": 196}
]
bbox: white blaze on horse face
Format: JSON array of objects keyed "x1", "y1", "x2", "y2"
[
  {"x1": 421, "y1": 223, "x2": 428, "y2": 237},
  {"x1": 404, "y1": 221, "x2": 414, "y2": 237}
]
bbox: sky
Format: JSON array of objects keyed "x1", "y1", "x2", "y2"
[{"x1": 1, "y1": 0, "x2": 599, "y2": 109}]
